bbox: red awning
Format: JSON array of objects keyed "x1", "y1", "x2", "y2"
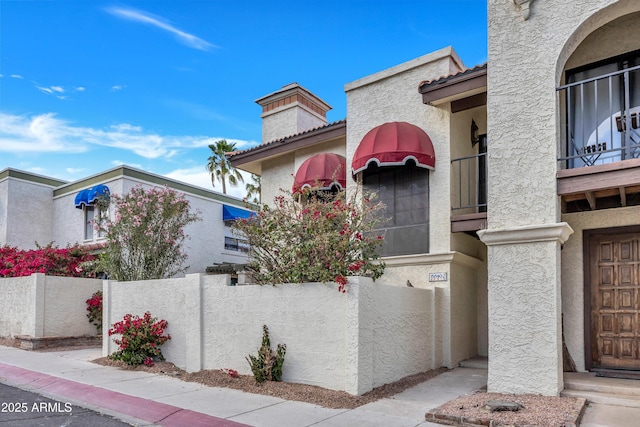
[
  {"x1": 293, "y1": 153, "x2": 346, "y2": 191},
  {"x1": 351, "y1": 122, "x2": 436, "y2": 174}
]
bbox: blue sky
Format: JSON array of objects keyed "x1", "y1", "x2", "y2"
[{"x1": 0, "y1": 0, "x2": 487, "y2": 199}]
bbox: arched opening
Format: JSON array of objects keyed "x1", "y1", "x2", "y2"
[{"x1": 557, "y1": 8, "x2": 640, "y2": 171}]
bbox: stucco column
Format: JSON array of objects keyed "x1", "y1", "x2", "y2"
[
  {"x1": 33, "y1": 273, "x2": 45, "y2": 338},
  {"x1": 478, "y1": 223, "x2": 573, "y2": 396},
  {"x1": 344, "y1": 276, "x2": 374, "y2": 395}
]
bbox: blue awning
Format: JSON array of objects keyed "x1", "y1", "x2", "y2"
[
  {"x1": 222, "y1": 205, "x2": 253, "y2": 221},
  {"x1": 75, "y1": 184, "x2": 110, "y2": 209}
]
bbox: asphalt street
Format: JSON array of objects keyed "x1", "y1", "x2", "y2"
[{"x1": 0, "y1": 382, "x2": 132, "y2": 427}]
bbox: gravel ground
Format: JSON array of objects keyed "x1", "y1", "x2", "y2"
[
  {"x1": 428, "y1": 391, "x2": 582, "y2": 427},
  {"x1": 92, "y1": 357, "x2": 447, "y2": 409}
]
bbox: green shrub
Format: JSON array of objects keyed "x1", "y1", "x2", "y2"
[{"x1": 246, "y1": 325, "x2": 286, "y2": 383}]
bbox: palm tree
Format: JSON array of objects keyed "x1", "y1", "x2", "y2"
[
  {"x1": 207, "y1": 139, "x2": 244, "y2": 195},
  {"x1": 245, "y1": 174, "x2": 261, "y2": 204}
]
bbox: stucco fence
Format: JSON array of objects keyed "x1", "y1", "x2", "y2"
[
  {"x1": 104, "y1": 274, "x2": 443, "y2": 395},
  {"x1": 0, "y1": 274, "x2": 103, "y2": 340}
]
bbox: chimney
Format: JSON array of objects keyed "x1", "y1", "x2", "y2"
[{"x1": 255, "y1": 83, "x2": 331, "y2": 143}]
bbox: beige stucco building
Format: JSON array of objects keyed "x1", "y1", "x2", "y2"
[{"x1": 230, "y1": 0, "x2": 640, "y2": 396}]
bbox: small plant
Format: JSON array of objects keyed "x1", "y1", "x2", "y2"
[
  {"x1": 221, "y1": 368, "x2": 239, "y2": 378},
  {"x1": 246, "y1": 325, "x2": 286, "y2": 383},
  {"x1": 85, "y1": 290, "x2": 103, "y2": 334},
  {"x1": 108, "y1": 312, "x2": 171, "y2": 366}
]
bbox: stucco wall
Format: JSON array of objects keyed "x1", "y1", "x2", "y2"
[
  {"x1": 379, "y1": 251, "x2": 484, "y2": 367},
  {"x1": 564, "y1": 12, "x2": 640, "y2": 73},
  {"x1": 53, "y1": 178, "x2": 122, "y2": 246},
  {"x1": 261, "y1": 153, "x2": 295, "y2": 207},
  {"x1": 488, "y1": 0, "x2": 639, "y2": 228},
  {"x1": 485, "y1": 0, "x2": 639, "y2": 395},
  {"x1": 370, "y1": 283, "x2": 434, "y2": 387},
  {"x1": 201, "y1": 278, "x2": 350, "y2": 390},
  {"x1": 345, "y1": 47, "x2": 462, "y2": 255},
  {"x1": 104, "y1": 274, "x2": 439, "y2": 395},
  {"x1": 104, "y1": 275, "x2": 202, "y2": 371},
  {"x1": 561, "y1": 206, "x2": 640, "y2": 372},
  {"x1": 42, "y1": 275, "x2": 104, "y2": 337},
  {"x1": 485, "y1": 239, "x2": 564, "y2": 396},
  {"x1": 450, "y1": 262, "x2": 479, "y2": 364},
  {"x1": 451, "y1": 233, "x2": 488, "y2": 357},
  {"x1": 0, "y1": 274, "x2": 102, "y2": 338},
  {"x1": 0, "y1": 179, "x2": 7, "y2": 245},
  {"x1": 262, "y1": 104, "x2": 326, "y2": 144},
  {"x1": 0, "y1": 275, "x2": 38, "y2": 337},
  {"x1": 5, "y1": 178, "x2": 55, "y2": 249}
]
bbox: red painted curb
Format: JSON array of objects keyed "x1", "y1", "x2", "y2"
[{"x1": 0, "y1": 362, "x2": 250, "y2": 427}]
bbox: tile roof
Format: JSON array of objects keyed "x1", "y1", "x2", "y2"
[
  {"x1": 419, "y1": 63, "x2": 487, "y2": 92},
  {"x1": 227, "y1": 119, "x2": 346, "y2": 158}
]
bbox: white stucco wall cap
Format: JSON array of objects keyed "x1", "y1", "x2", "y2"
[
  {"x1": 477, "y1": 222, "x2": 574, "y2": 246},
  {"x1": 344, "y1": 46, "x2": 464, "y2": 92},
  {"x1": 382, "y1": 251, "x2": 483, "y2": 269}
]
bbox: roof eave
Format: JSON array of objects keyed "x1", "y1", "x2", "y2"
[
  {"x1": 228, "y1": 121, "x2": 347, "y2": 167},
  {"x1": 420, "y1": 68, "x2": 487, "y2": 106}
]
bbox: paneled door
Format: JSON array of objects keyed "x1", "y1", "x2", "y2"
[{"x1": 590, "y1": 233, "x2": 640, "y2": 370}]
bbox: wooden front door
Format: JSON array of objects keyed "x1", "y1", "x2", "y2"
[{"x1": 589, "y1": 232, "x2": 640, "y2": 370}]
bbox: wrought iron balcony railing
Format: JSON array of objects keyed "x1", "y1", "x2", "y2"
[
  {"x1": 557, "y1": 64, "x2": 640, "y2": 169},
  {"x1": 451, "y1": 151, "x2": 487, "y2": 212}
]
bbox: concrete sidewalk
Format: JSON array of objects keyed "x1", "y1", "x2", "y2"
[{"x1": 0, "y1": 345, "x2": 487, "y2": 426}]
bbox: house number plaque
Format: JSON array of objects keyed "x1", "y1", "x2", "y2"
[{"x1": 429, "y1": 272, "x2": 447, "y2": 282}]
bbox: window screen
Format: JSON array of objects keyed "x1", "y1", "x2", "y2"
[{"x1": 363, "y1": 165, "x2": 429, "y2": 256}]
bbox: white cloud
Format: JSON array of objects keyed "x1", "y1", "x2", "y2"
[
  {"x1": 106, "y1": 6, "x2": 216, "y2": 51},
  {"x1": 0, "y1": 111, "x2": 256, "y2": 160},
  {"x1": 0, "y1": 113, "x2": 88, "y2": 153},
  {"x1": 111, "y1": 123, "x2": 142, "y2": 132},
  {"x1": 10, "y1": 74, "x2": 23, "y2": 79},
  {"x1": 36, "y1": 86, "x2": 54, "y2": 94},
  {"x1": 111, "y1": 160, "x2": 144, "y2": 169},
  {"x1": 0, "y1": 74, "x2": 3, "y2": 78},
  {"x1": 111, "y1": 85, "x2": 125, "y2": 92},
  {"x1": 165, "y1": 166, "x2": 251, "y2": 199},
  {"x1": 36, "y1": 85, "x2": 68, "y2": 97},
  {"x1": 66, "y1": 167, "x2": 86, "y2": 174},
  {"x1": 75, "y1": 87, "x2": 86, "y2": 92}
]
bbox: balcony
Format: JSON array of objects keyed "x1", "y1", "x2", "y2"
[
  {"x1": 451, "y1": 150, "x2": 487, "y2": 234},
  {"x1": 557, "y1": 64, "x2": 640, "y2": 211}
]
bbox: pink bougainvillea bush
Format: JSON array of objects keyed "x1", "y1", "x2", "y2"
[
  {"x1": 108, "y1": 311, "x2": 171, "y2": 367},
  {"x1": 86, "y1": 290, "x2": 103, "y2": 334},
  {"x1": 0, "y1": 243, "x2": 95, "y2": 278},
  {"x1": 96, "y1": 185, "x2": 201, "y2": 281},
  {"x1": 232, "y1": 186, "x2": 386, "y2": 292}
]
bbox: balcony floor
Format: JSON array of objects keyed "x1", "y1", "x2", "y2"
[
  {"x1": 451, "y1": 212, "x2": 487, "y2": 234},
  {"x1": 557, "y1": 158, "x2": 640, "y2": 212}
]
